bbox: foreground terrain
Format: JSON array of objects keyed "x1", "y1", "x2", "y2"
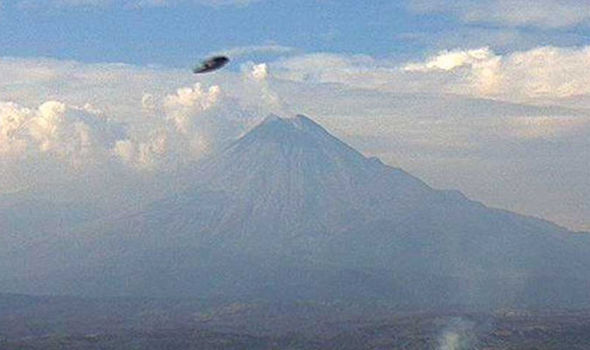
[{"x1": 1, "y1": 294, "x2": 590, "y2": 349}]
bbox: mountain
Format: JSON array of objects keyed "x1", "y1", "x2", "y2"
[{"x1": 4, "y1": 115, "x2": 590, "y2": 308}]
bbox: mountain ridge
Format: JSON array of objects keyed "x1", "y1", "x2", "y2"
[{"x1": 3, "y1": 114, "x2": 589, "y2": 308}]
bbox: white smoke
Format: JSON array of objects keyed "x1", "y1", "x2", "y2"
[
  {"x1": 238, "y1": 62, "x2": 287, "y2": 117},
  {"x1": 250, "y1": 63, "x2": 269, "y2": 81},
  {"x1": 437, "y1": 318, "x2": 477, "y2": 350}
]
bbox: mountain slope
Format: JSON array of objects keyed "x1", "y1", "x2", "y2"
[{"x1": 4, "y1": 115, "x2": 590, "y2": 308}]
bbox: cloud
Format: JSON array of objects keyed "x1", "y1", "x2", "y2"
[
  {"x1": 0, "y1": 53, "x2": 589, "y2": 231},
  {"x1": 408, "y1": 0, "x2": 590, "y2": 28},
  {"x1": 404, "y1": 46, "x2": 590, "y2": 100},
  {"x1": 124, "y1": 83, "x2": 222, "y2": 169},
  {"x1": 113, "y1": 81, "x2": 263, "y2": 170},
  {"x1": 396, "y1": 27, "x2": 590, "y2": 60},
  {"x1": 272, "y1": 53, "x2": 400, "y2": 92},
  {"x1": 273, "y1": 46, "x2": 590, "y2": 101},
  {"x1": 0, "y1": 58, "x2": 271, "y2": 179},
  {"x1": 269, "y1": 50, "x2": 590, "y2": 231},
  {"x1": 163, "y1": 83, "x2": 221, "y2": 134},
  {"x1": 0, "y1": 98, "x2": 129, "y2": 202},
  {"x1": 403, "y1": 47, "x2": 497, "y2": 72},
  {"x1": 0, "y1": 100, "x2": 122, "y2": 167},
  {"x1": 216, "y1": 45, "x2": 297, "y2": 59}
]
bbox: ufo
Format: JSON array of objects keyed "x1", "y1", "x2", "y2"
[{"x1": 193, "y1": 56, "x2": 230, "y2": 74}]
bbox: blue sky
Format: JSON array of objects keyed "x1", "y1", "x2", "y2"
[
  {"x1": 2, "y1": 0, "x2": 589, "y2": 66},
  {"x1": 1, "y1": 0, "x2": 589, "y2": 231},
  {"x1": 0, "y1": 1, "x2": 417, "y2": 65}
]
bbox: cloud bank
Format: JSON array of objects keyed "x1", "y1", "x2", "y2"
[
  {"x1": 274, "y1": 46, "x2": 590, "y2": 101},
  {"x1": 270, "y1": 47, "x2": 590, "y2": 231},
  {"x1": 0, "y1": 44, "x2": 589, "y2": 231}
]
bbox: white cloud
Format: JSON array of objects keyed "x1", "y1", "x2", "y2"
[
  {"x1": 0, "y1": 53, "x2": 589, "y2": 231},
  {"x1": 396, "y1": 27, "x2": 588, "y2": 55},
  {"x1": 404, "y1": 46, "x2": 590, "y2": 100},
  {"x1": 113, "y1": 81, "x2": 263, "y2": 170},
  {"x1": 0, "y1": 100, "x2": 122, "y2": 168},
  {"x1": 114, "y1": 133, "x2": 168, "y2": 170},
  {"x1": 272, "y1": 53, "x2": 400, "y2": 93},
  {"x1": 217, "y1": 45, "x2": 296, "y2": 59},
  {"x1": 403, "y1": 47, "x2": 497, "y2": 72},
  {"x1": 0, "y1": 58, "x2": 270, "y2": 178},
  {"x1": 270, "y1": 50, "x2": 590, "y2": 231},
  {"x1": 274, "y1": 46, "x2": 590, "y2": 101},
  {"x1": 163, "y1": 83, "x2": 221, "y2": 133},
  {"x1": 408, "y1": 0, "x2": 590, "y2": 28}
]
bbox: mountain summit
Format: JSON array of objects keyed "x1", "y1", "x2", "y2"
[
  {"x1": 194, "y1": 114, "x2": 432, "y2": 240},
  {"x1": 5, "y1": 115, "x2": 590, "y2": 308}
]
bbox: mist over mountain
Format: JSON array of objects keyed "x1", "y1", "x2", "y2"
[{"x1": 3, "y1": 115, "x2": 590, "y2": 309}]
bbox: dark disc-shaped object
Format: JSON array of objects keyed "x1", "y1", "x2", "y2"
[{"x1": 193, "y1": 56, "x2": 230, "y2": 74}]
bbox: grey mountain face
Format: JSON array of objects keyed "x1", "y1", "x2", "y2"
[{"x1": 4, "y1": 115, "x2": 590, "y2": 308}]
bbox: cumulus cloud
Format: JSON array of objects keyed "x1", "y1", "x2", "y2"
[
  {"x1": 408, "y1": 0, "x2": 590, "y2": 28},
  {"x1": 0, "y1": 103, "x2": 29, "y2": 158},
  {"x1": 403, "y1": 47, "x2": 496, "y2": 72},
  {"x1": 113, "y1": 81, "x2": 262, "y2": 170},
  {"x1": 0, "y1": 100, "x2": 122, "y2": 167},
  {"x1": 114, "y1": 132, "x2": 168, "y2": 170},
  {"x1": 402, "y1": 46, "x2": 590, "y2": 100},
  {"x1": 163, "y1": 83, "x2": 221, "y2": 134},
  {"x1": 0, "y1": 99, "x2": 129, "y2": 201},
  {"x1": 129, "y1": 83, "x2": 220, "y2": 168},
  {"x1": 0, "y1": 58, "x2": 273, "y2": 181}
]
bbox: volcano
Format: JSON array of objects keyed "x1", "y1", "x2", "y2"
[{"x1": 5, "y1": 115, "x2": 590, "y2": 308}]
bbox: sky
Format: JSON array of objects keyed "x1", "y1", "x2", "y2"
[{"x1": 0, "y1": 0, "x2": 589, "y2": 231}]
